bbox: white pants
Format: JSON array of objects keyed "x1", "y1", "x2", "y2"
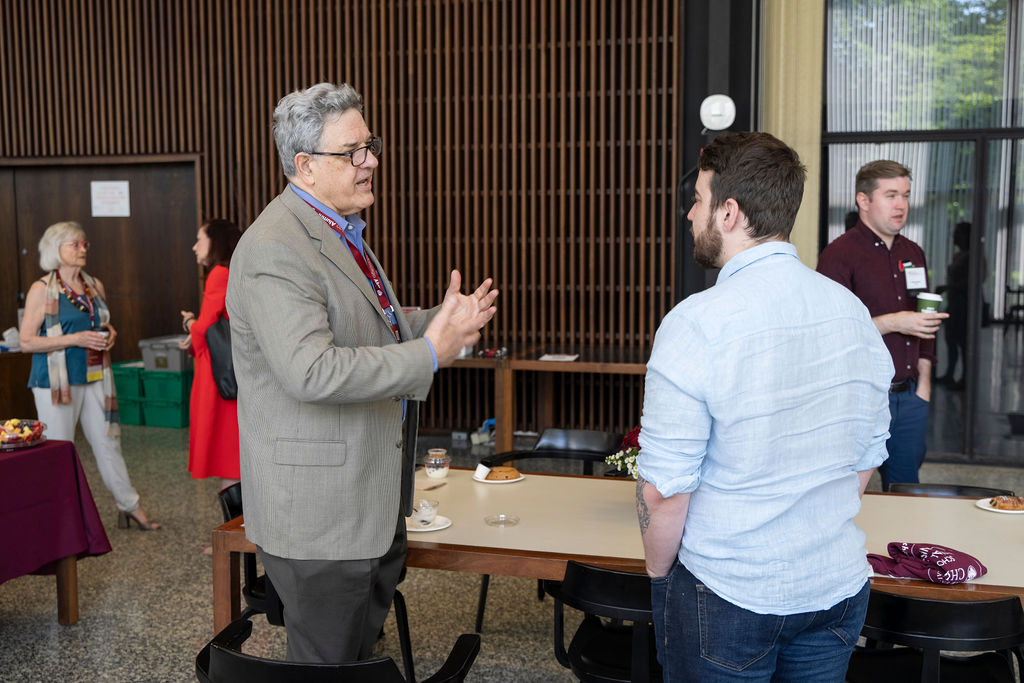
[{"x1": 33, "y1": 384, "x2": 140, "y2": 512}]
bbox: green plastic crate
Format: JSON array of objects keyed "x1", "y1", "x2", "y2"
[
  {"x1": 141, "y1": 398, "x2": 189, "y2": 428},
  {"x1": 112, "y1": 360, "x2": 145, "y2": 399},
  {"x1": 118, "y1": 397, "x2": 144, "y2": 426},
  {"x1": 141, "y1": 369, "x2": 193, "y2": 402}
]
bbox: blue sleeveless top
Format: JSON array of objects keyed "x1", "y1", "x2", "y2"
[{"x1": 27, "y1": 294, "x2": 96, "y2": 388}]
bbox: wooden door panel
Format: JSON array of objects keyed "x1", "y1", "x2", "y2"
[{"x1": 0, "y1": 169, "x2": 16, "y2": 335}]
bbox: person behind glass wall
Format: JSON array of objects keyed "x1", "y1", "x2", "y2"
[
  {"x1": 179, "y1": 219, "x2": 243, "y2": 489},
  {"x1": 845, "y1": 209, "x2": 860, "y2": 232},
  {"x1": 19, "y1": 221, "x2": 160, "y2": 530},
  {"x1": 936, "y1": 221, "x2": 973, "y2": 390}
]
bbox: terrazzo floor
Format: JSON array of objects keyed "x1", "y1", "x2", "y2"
[
  {"x1": 2, "y1": 426, "x2": 1022, "y2": 682},
  {"x1": 0, "y1": 427, "x2": 584, "y2": 682}
]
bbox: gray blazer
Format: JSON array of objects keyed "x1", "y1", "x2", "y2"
[{"x1": 226, "y1": 187, "x2": 437, "y2": 561}]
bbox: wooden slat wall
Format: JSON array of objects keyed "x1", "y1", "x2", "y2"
[{"x1": 1, "y1": 0, "x2": 681, "y2": 435}]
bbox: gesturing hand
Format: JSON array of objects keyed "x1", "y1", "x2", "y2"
[{"x1": 424, "y1": 270, "x2": 499, "y2": 367}]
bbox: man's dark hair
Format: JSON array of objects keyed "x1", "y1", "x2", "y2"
[
  {"x1": 855, "y1": 160, "x2": 912, "y2": 198},
  {"x1": 203, "y1": 218, "x2": 242, "y2": 267},
  {"x1": 697, "y1": 131, "x2": 806, "y2": 241}
]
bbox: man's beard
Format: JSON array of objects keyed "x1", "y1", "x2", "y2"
[{"x1": 693, "y1": 216, "x2": 723, "y2": 269}]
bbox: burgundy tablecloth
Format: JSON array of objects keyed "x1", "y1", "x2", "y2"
[{"x1": 0, "y1": 439, "x2": 111, "y2": 584}]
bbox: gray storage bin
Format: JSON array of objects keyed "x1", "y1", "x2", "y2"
[{"x1": 139, "y1": 335, "x2": 193, "y2": 372}]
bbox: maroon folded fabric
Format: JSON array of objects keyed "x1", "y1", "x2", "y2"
[{"x1": 867, "y1": 542, "x2": 987, "y2": 585}]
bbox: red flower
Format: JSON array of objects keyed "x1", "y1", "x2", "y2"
[{"x1": 621, "y1": 425, "x2": 641, "y2": 451}]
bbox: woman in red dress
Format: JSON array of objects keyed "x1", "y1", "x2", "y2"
[{"x1": 179, "y1": 219, "x2": 242, "y2": 486}]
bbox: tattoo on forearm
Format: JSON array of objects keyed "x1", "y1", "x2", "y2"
[{"x1": 636, "y1": 477, "x2": 651, "y2": 535}]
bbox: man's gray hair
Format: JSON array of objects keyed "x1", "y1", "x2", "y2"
[
  {"x1": 273, "y1": 82, "x2": 364, "y2": 178},
  {"x1": 38, "y1": 221, "x2": 85, "y2": 271}
]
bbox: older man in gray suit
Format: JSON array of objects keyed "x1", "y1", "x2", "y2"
[{"x1": 226, "y1": 82, "x2": 498, "y2": 663}]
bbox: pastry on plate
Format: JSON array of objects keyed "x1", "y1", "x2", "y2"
[
  {"x1": 485, "y1": 466, "x2": 521, "y2": 481},
  {"x1": 990, "y1": 495, "x2": 1024, "y2": 511}
]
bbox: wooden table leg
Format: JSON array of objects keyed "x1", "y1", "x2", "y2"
[
  {"x1": 55, "y1": 554, "x2": 79, "y2": 626},
  {"x1": 494, "y1": 360, "x2": 515, "y2": 453},
  {"x1": 212, "y1": 539, "x2": 240, "y2": 632}
]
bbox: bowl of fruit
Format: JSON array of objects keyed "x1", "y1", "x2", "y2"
[{"x1": 0, "y1": 419, "x2": 46, "y2": 450}]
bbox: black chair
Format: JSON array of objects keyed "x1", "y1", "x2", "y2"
[
  {"x1": 216, "y1": 483, "x2": 417, "y2": 681},
  {"x1": 542, "y1": 561, "x2": 661, "y2": 683},
  {"x1": 475, "y1": 428, "x2": 623, "y2": 632},
  {"x1": 479, "y1": 428, "x2": 623, "y2": 476},
  {"x1": 195, "y1": 615, "x2": 481, "y2": 683},
  {"x1": 217, "y1": 483, "x2": 286, "y2": 627},
  {"x1": 889, "y1": 482, "x2": 1015, "y2": 497},
  {"x1": 846, "y1": 590, "x2": 1024, "y2": 683}
]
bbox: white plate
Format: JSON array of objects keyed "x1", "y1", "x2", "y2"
[
  {"x1": 975, "y1": 497, "x2": 1024, "y2": 514},
  {"x1": 406, "y1": 514, "x2": 452, "y2": 532},
  {"x1": 473, "y1": 473, "x2": 525, "y2": 484}
]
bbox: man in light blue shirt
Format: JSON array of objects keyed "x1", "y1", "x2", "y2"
[{"x1": 636, "y1": 132, "x2": 892, "y2": 682}]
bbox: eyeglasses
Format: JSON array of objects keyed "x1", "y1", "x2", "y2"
[
  {"x1": 62, "y1": 240, "x2": 91, "y2": 251},
  {"x1": 306, "y1": 137, "x2": 383, "y2": 167}
]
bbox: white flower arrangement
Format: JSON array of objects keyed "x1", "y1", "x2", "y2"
[{"x1": 605, "y1": 446, "x2": 640, "y2": 479}]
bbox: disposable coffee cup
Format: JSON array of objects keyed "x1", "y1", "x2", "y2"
[{"x1": 916, "y1": 292, "x2": 943, "y2": 313}]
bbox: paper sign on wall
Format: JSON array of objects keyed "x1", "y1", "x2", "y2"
[{"x1": 90, "y1": 181, "x2": 131, "y2": 217}]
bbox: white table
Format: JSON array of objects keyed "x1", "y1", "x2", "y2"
[{"x1": 212, "y1": 469, "x2": 1024, "y2": 631}]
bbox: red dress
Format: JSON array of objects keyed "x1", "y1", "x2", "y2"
[{"x1": 187, "y1": 265, "x2": 240, "y2": 479}]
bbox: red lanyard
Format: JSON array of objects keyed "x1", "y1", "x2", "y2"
[{"x1": 304, "y1": 202, "x2": 401, "y2": 342}]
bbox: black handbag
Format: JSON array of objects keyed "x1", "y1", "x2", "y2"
[{"x1": 205, "y1": 316, "x2": 237, "y2": 400}]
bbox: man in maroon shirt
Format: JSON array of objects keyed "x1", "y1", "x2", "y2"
[{"x1": 818, "y1": 160, "x2": 948, "y2": 489}]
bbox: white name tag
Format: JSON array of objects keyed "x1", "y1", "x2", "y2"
[{"x1": 905, "y1": 266, "x2": 927, "y2": 290}]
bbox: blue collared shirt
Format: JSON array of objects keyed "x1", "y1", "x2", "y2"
[
  {"x1": 290, "y1": 183, "x2": 437, "y2": 372},
  {"x1": 638, "y1": 241, "x2": 892, "y2": 615}
]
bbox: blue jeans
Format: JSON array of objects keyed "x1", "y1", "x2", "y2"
[
  {"x1": 879, "y1": 380, "x2": 929, "y2": 491},
  {"x1": 651, "y1": 562, "x2": 869, "y2": 682}
]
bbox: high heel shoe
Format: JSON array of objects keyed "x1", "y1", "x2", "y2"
[{"x1": 117, "y1": 508, "x2": 161, "y2": 530}]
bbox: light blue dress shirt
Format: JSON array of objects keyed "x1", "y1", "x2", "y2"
[{"x1": 638, "y1": 241, "x2": 893, "y2": 615}]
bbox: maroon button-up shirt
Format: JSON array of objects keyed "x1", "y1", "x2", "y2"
[{"x1": 817, "y1": 220, "x2": 935, "y2": 382}]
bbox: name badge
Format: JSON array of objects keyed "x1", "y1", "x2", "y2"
[{"x1": 904, "y1": 265, "x2": 927, "y2": 290}]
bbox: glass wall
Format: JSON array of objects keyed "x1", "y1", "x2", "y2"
[
  {"x1": 824, "y1": 0, "x2": 1024, "y2": 461},
  {"x1": 828, "y1": 0, "x2": 1017, "y2": 133}
]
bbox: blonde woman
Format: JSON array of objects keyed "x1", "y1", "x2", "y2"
[{"x1": 19, "y1": 221, "x2": 160, "y2": 530}]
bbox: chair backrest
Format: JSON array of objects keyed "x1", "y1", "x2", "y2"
[
  {"x1": 888, "y1": 482, "x2": 1015, "y2": 498},
  {"x1": 197, "y1": 617, "x2": 481, "y2": 683},
  {"x1": 533, "y1": 429, "x2": 623, "y2": 454},
  {"x1": 481, "y1": 429, "x2": 623, "y2": 474},
  {"x1": 861, "y1": 590, "x2": 1024, "y2": 652},
  {"x1": 545, "y1": 561, "x2": 653, "y2": 623},
  {"x1": 217, "y1": 482, "x2": 243, "y2": 522}
]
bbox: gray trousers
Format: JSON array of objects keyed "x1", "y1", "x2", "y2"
[{"x1": 258, "y1": 515, "x2": 407, "y2": 663}]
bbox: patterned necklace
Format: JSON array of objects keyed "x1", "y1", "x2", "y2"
[{"x1": 55, "y1": 271, "x2": 95, "y2": 320}]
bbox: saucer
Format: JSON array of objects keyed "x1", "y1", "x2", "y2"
[
  {"x1": 407, "y1": 514, "x2": 452, "y2": 532},
  {"x1": 473, "y1": 473, "x2": 525, "y2": 484},
  {"x1": 484, "y1": 513, "x2": 520, "y2": 527}
]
